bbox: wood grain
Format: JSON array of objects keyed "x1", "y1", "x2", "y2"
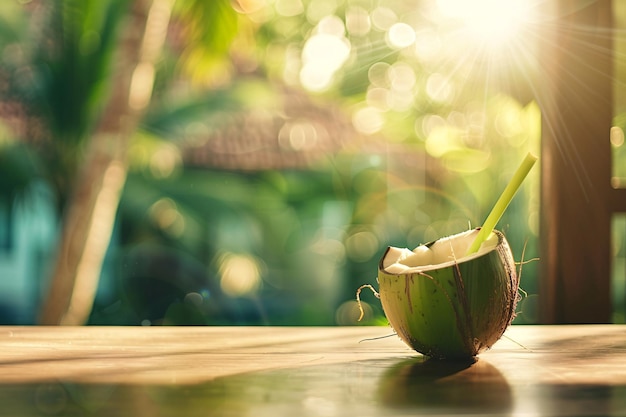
[
  {"x1": 0, "y1": 325, "x2": 623, "y2": 384},
  {"x1": 0, "y1": 325, "x2": 625, "y2": 416}
]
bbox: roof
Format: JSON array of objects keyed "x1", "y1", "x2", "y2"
[{"x1": 180, "y1": 86, "x2": 387, "y2": 171}]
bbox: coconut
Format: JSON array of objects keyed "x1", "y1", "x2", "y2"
[
  {"x1": 377, "y1": 228, "x2": 519, "y2": 360},
  {"x1": 360, "y1": 153, "x2": 536, "y2": 359}
]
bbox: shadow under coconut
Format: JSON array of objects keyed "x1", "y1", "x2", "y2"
[{"x1": 378, "y1": 357, "x2": 513, "y2": 415}]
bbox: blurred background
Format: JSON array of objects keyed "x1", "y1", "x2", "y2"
[{"x1": 0, "y1": 0, "x2": 622, "y2": 326}]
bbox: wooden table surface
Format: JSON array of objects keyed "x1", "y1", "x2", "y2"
[{"x1": 0, "y1": 325, "x2": 625, "y2": 416}]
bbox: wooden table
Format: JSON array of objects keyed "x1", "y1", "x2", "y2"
[{"x1": 0, "y1": 325, "x2": 624, "y2": 416}]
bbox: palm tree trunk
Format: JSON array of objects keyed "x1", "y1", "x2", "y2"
[{"x1": 39, "y1": 0, "x2": 173, "y2": 325}]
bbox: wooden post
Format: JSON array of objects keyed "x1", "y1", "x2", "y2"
[{"x1": 539, "y1": 0, "x2": 613, "y2": 323}]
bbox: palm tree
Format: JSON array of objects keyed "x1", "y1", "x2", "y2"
[{"x1": 0, "y1": 0, "x2": 239, "y2": 325}]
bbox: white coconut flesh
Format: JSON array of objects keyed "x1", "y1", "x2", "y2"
[{"x1": 382, "y1": 229, "x2": 499, "y2": 275}]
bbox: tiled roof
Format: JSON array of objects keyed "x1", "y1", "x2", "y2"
[{"x1": 180, "y1": 87, "x2": 384, "y2": 171}]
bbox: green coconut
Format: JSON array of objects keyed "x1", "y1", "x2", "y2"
[
  {"x1": 377, "y1": 228, "x2": 519, "y2": 359},
  {"x1": 365, "y1": 153, "x2": 537, "y2": 360}
]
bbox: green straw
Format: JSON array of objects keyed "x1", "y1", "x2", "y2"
[{"x1": 466, "y1": 152, "x2": 538, "y2": 255}]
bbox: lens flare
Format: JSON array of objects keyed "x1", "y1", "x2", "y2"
[{"x1": 437, "y1": 0, "x2": 531, "y2": 47}]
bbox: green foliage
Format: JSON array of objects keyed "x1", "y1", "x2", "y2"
[
  {"x1": 0, "y1": 0, "x2": 130, "y2": 204},
  {"x1": 172, "y1": 0, "x2": 238, "y2": 83},
  {"x1": 32, "y1": 0, "x2": 128, "y2": 144},
  {"x1": 143, "y1": 87, "x2": 244, "y2": 139},
  {"x1": 0, "y1": 143, "x2": 40, "y2": 202}
]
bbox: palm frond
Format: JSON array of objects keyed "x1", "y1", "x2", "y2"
[{"x1": 172, "y1": 0, "x2": 238, "y2": 83}]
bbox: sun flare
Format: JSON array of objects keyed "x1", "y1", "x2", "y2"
[{"x1": 437, "y1": 0, "x2": 532, "y2": 47}]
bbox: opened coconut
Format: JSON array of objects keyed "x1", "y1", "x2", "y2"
[{"x1": 377, "y1": 228, "x2": 519, "y2": 359}]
